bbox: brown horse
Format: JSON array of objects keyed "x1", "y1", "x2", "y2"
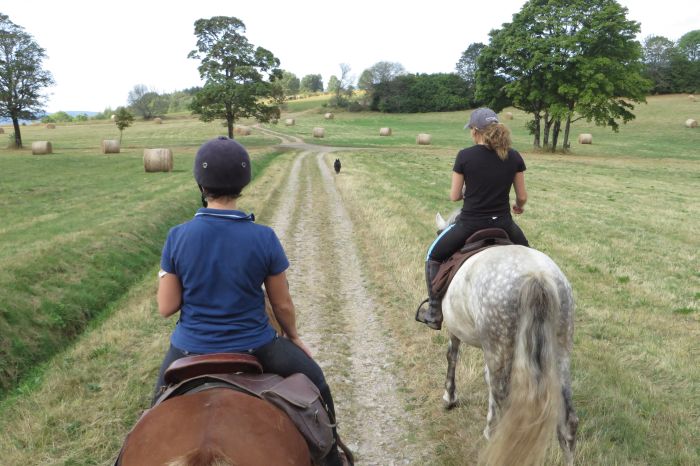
[{"x1": 119, "y1": 388, "x2": 311, "y2": 465}]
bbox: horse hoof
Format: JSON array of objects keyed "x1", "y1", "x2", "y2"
[{"x1": 442, "y1": 393, "x2": 458, "y2": 410}]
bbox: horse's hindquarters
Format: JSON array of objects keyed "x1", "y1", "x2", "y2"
[{"x1": 120, "y1": 388, "x2": 311, "y2": 465}]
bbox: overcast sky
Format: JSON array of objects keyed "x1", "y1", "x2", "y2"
[{"x1": 2, "y1": 0, "x2": 698, "y2": 113}]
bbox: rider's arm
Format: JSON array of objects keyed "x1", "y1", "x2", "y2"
[
  {"x1": 265, "y1": 271, "x2": 313, "y2": 357},
  {"x1": 157, "y1": 271, "x2": 182, "y2": 317},
  {"x1": 450, "y1": 171, "x2": 465, "y2": 201},
  {"x1": 512, "y1": 172, "x2": 528, "y2": 214}
]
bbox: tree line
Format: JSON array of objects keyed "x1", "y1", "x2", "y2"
[{"x1": 2, "y1": 3, "x2": 698, "y2": 149}]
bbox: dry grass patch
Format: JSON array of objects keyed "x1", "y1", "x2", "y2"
[{"x1": 326, "y1": 146, "x2": 699, "y2": 465}]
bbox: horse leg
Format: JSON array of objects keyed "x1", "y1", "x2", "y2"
[
  {"x1": 482, "y1": 358, "x2": 508, "y2": 441},
  {"x1": 557, "y1": 373, "x2": 579, "y2": 466},
  {"x1": 442, "y1": 333, "x2": 461, "y2": 409}
]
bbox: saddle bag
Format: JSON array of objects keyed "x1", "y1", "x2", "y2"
[{"x1": 261, "y1": 373, "x2": 335, "y2": 461}]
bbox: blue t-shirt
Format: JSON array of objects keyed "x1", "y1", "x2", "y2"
[{"x1": 160, "y1": 208, "x2": 289, "y2": 353}]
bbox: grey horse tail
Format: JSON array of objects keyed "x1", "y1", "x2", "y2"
[{"x1": 481, "y1": 273, "x2": 563, "y2": 466}]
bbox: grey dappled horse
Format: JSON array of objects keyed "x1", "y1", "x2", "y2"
[{"x1": 436, "y1": 212, "x2": 578, "y2": 466}]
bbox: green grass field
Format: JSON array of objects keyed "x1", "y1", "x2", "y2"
[{"x1": 0, "y1": 95, "x2": 698, "y2": 465}]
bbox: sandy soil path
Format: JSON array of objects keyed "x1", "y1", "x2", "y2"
[{"x1": 262, "y1": 130, "x2": 427, "y2": 465}]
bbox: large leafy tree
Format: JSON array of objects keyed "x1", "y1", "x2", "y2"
[
  {"x1": 477, "y1": 0, "x2": 649, "y2": 151},
  {"x1": 278, "y1": 70, "x2": 300, "y2": 96},
  {"x1": 300, "y1": 74, "x2": 323, "y2": 93},
  {"x1": 677, "y1": 29, "x2": 700, "y2": 61},
  {"x1": 357, "y1": 61, "x2": 405, "y2": 101},
  {"x1": 0, "y1": 14, "x2": 54, "y2": 148},
  {"x1": 642, "y1": 35, "x2": 676, "y2": 94},
  {"x1": 188, "y1": 16, "x2": 282, "y2": 138},
  {"x1": 456, "y1": 42, "x2": 485, "y2": 107},
  {"x1": 128, "y1": 84, "x2": 168, "y2": 119}
]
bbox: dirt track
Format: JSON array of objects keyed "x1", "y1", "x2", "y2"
[{"x1": 263, "y1": 129, "x2": 428, "y2": 465}]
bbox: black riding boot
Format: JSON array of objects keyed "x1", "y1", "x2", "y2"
[{"x1": 415, "y1": 259, "x2": 443, "y2": 330}]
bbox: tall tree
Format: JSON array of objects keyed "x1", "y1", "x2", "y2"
[
  {"x1": 114, "y1": 106, "x2": 134, "y2": 144},
  {"x1": 188, "y1": 16, "x2": 282, "y2": 139},
  {"x1": 456, "y1": 42, "x2": 485, "y2": 106},
  {"x1": 369, "y1": 61, "x2": 405, "y2": 83},
  {"x1": 0, "y1": 14, "x2": 54, "y2": 148},
  {"x1": 677, "y1": 29, "x2": 700, "y2": 61},
  {"x1": 642, "y1": 35, "x2": 676, "y2": 94},
  {"x1": 278, "y1": 70, "x2": 300, "y2": 96},
  {"x1": 327, "y1": 75, "x2": 340, "y2": 93},
  {"x1": 357, "y1": 69, "x2": 374, "y2": 93},
  {"x1": 300, "y1": 74, "x2": 323, "y2": 93},
  {"x1": 477, "y1": 0, "x2": 648, "y2": 151},
  {"x1": 128, "y1": 84, "x2": 168, "y2": 119}
]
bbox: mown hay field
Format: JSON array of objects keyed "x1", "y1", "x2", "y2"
[{"x1": 0, "y1": 94, "x2": 698, "y2": 465}]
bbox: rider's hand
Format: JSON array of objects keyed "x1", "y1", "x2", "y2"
[
  {"x1": 289, "y1": 336, "x2": 314, "y2": 358},
  {"x1": 512, "y1": 204, "x2": 524, "y2": 215}
]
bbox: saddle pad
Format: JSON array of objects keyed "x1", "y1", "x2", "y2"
[{"x1": 432, "y1": 230, "x2": 513, "y2": 298}]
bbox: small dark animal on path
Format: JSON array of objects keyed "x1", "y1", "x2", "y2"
[{"x1": 334, "y1": 158, "x2": 341, "y2": 174}]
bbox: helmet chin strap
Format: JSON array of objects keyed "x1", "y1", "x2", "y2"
[{"x1": 198, "y1": 184, "x2": 208, "y2": 208}]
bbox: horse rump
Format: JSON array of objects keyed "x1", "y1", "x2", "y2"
[{"x1": 166, "y1": 446, "x2": 233, "y2": 466}]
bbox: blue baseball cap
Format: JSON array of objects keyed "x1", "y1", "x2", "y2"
[{"x1": 464, "y1": 108, "x2": 499, "y2": 130}]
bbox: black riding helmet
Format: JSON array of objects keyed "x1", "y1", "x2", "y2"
[{"x1": 194, "y1": 136, "x2": 251, "y2": 195}]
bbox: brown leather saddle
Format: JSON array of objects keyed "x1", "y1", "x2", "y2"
[{"x1": 432, "y1": 228, "x2": 513, "y2": 298}]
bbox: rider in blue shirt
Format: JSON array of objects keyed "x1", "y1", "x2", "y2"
[{"x1": 153, "y1": 136, "x2": 348, "y2": 466}]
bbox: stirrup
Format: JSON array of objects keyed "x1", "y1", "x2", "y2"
[
  {"x1": 414, "y1": 298, "x2": 429, "y2": 321},
  {"x1": 415, "y1": 299, "x2": 442, "y2": 330}
]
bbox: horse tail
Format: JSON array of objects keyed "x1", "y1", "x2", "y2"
[
  {"x1": 481, "y1": 272, "x2": 563, "y2": 466},
  {"x1": 166, "y1": 446, "x2": 235, "y2": 466}
]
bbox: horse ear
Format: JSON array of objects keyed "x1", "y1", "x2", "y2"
[{"x1": 436, "y1": 212, "x2": 447, "y2": 230}]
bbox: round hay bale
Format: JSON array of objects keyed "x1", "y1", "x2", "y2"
[
  {"x1": 686, "y1": 119, "x2": 698, "y2": 128},
  {"x1": 46, "y1": 123, "x2": 56, "y2": 129},
  {"x1": 578, "y1": 133, "x2": 593, "y2": 144},
  {"x1": 285, "y1": 118, "x2": 295, "y2": 126},
  {"x1": 0, "y1": 127, "x2": 4, "y2": 134},
  {"x1": 143, "y1": 148, "x2": 173, "y2": 172},
  {"x1": 503, "y1": 112, "x2": 513, "y2": 120},
  {"x1": 110, "y1": 114, "x2": 116, "y2": 121},
  {"x1": 233, "y1": 125, "x2": 252, "y2": 136},
  {"x1": 102, "y1": 139, "x2": 120, "y2": 154},
  {"x1": 379, "y1": 127, "x2": 392, "y2": 136},
  {"x1": 313, "y1": 127, "x2": 325, "y2": 138},
  {"x1": 153, "y1": 117, "x2": 162, "y2": 124},
  {"x1": 688, "y1": 95, "x2": 697, "y2": 102},
  {"x1": 32, "y1": 141, "x2": 52, "y2": 155},
  {"x1": 324, "y1": 112, "x2": 334, "y2": 120},
  {"x1": 416, "y1": 133, "x2": 432, "y2": 145}
]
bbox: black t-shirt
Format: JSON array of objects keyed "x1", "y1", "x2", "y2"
[{"x1": 453, "y1": 145, "x2": 526, "y2": 218}]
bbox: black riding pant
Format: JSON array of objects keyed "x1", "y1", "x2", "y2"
[
  {"x1": 427, "y1": 214, "x2": 529, "y2": 262},
  {"x1": 151, "y1": 336, "x2": 336, "y2": 420}
]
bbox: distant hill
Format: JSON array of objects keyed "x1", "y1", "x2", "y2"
[{"x1": 1, "y1": 111, "x2": 98, "y2": 125}]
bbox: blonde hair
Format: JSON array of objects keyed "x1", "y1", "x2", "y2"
[{"x1": 476, "y1": 123, "x2": 512, "y2": 160}]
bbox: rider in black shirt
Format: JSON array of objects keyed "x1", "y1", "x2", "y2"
[{"x1": 416, "y1": 108, "x2": 529, "y2": 330}]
